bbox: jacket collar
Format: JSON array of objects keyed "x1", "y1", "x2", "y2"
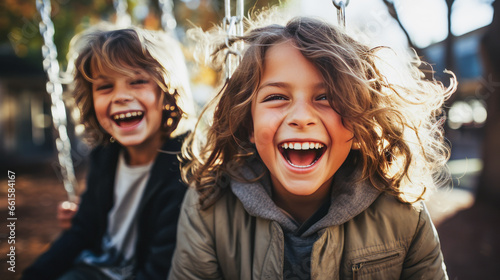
[{"x1": 137, "y1": 133, "x2": 187, "y2": 210}]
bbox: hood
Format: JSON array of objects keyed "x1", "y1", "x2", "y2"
[{"x1": 230, "y1": 156, "x2": 381, "y2": 237}]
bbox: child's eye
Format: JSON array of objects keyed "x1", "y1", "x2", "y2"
[
  {"x1": 262, "y1": 94, "x2": 287, "y2": 102},
  {"x1": 95, "y1": 84, "x2": 112, "y2": 91},
  {"x1": 131, "y1": 79, "x2": 149, "y2": 85},
  {"x1": 316, "y1": 94, "x2": 328, "y2": 101}
]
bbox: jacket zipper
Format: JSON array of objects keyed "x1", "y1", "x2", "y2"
[
  {"x1": 352, "y1": 263, "x2": 362, "y2": 280},
  {"x1": 351, "y1": 252, "x2": 400, "y2": 280}
]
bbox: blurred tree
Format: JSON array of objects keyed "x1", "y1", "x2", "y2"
[
  {"x1": 382, "y1": 0, "x2": 421, "y2": 54},
  {"x1": 382, "y1": 0, "x2": 456, "y2": 88},
  {"x1": 1, "y1": 0, "x2": 118, "y2": 68},
  {"x1": 477, "y1": 0, "x2": 500, "y2": 205},
  {"x1": 1, "y1": 0, "x2": 281, "y2": 68}
]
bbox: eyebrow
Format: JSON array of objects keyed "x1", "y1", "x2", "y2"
[
  {"x1": 257, "y1": 82, "x2": 289, "y2": 91},
  {"x1": 257, "y1": 81, "x2": 327, "y2": 91},
  {"x1": 92, "y1": 71, "x2": 145, "y2": 80},
  {"x1": 93, "y1": 75, "x2": 107, "y2": 80}
]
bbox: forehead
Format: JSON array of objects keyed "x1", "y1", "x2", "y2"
[
  {"x1": 89, "y1": 58, "x2": 145, "y2": 79},
  {"x1": 260, "y1": 41, "x2": 325, "y2": 87}
]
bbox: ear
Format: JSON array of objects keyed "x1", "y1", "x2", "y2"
[
  {"x1": 351, "y1": 141, "x2": 361, "y2": 150},
  {"x1": 249, "y1": 132, "x2": 255, "y2": 144},
  {"x1": 350, "y1": 133, "x2": 361, "y2": 150}
]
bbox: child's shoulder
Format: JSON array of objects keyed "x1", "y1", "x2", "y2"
[
  {"x1": 182, "y1": 186, "x2": 244, "y2": 224},
  {"x1": 342, "y1": 193, "x2": 431, "y2": 254},
  {"x1": 165, "y1": 132, "x2": 190, "y2": 150},
  {"x1": 89, "y1": 142, "x2": 120, "y2": 161},
  {"x1": 353, "y1": 193, "x2": 425, "y2": 230},
  {"x1": 371, "y1": 193, "x2": 424, "y2": 217},
  {"x1": 183, "y1": 185, "x2": 236, "y2": 211},
  {"x1": 375, "y1": 192, "x2": 418, "y2": 209}
]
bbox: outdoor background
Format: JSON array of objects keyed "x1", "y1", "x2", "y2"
[{"x1": 1, "y1": 0, "x2": 500, "y2": 279}]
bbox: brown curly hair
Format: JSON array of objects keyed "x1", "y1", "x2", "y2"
[
  {"x1": 69, "y1": 24, "x2": 195, "y2": 146},
  {"x1": 182, "y1": 14, "x2": 456, "y2": 208}
]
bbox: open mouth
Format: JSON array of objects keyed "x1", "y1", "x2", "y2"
[
  {"x1": 278, "y1": 141, "x2": 326, "y2": 168},
  {"x1": 111, "y1": 111, "x2": 144, "y2": 127}
]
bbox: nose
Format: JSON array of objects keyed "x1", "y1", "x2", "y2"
[
  {"x1": 287, "y1": 101, "x2": 317, "y2": 128},
  {"x1": 111, "y1": 83, "x2": 133, "y2": 103}
]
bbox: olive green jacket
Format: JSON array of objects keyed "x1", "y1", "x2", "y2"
[{"x1": 169, "y1": 186, "x2": 447, "y2": 280}]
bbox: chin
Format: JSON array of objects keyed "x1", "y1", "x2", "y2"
[
  {"x1": 114, "y1": 137, "x2": 145, "y2": 147},
  {"x1": 282, "y1": 183, "x2": 322, "y2": 196}
]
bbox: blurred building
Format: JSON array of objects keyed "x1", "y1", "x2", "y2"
[
  {"x1": 424, "y1": 26, "x2": 485, "y2": 94},
  {"x1": 0, "y1": 47, "x2": 56, "y2": 168},
  {"x1": 422, "y1": 27, "x2": 487, "y2": 163}
]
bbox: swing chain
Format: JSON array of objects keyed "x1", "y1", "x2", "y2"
[
  {"x1": 224, "y1": 16, "x2": 242, "y2": 55},
  {"x1": 332, "y1": 0, "x2": 350, "y2": 27},
  {"x1": 113, "y1": 0, "x2": 132, "y2": 27},
  {"x1": 36, "y1": 0, "x2": 78, "y2": 203},
  {"x1": 223, "y1": 0, "x2": 244, "y2": 80},
  {"x1": 158, "y1": 0, "x2": 177, "y2": 36}
]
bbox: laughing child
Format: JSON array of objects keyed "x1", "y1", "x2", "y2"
[
  {"x1": 169, "y1": 15, "x2": 455, "y2": 280},
  {"x1": 23, "y1": 24, "x2": 194, "y2": 280}
]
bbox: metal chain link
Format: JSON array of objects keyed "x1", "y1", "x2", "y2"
[
  {"x1": 36, "y1": 0, "x2": 78, "y2": 202},
  {"x1": 332, "y1": 0, "x2": 350, "y2": 27},
  {"x1": 158, "y1": 0, "x2": 177, "y2": 37},
  {"x1": 223, "y1": 0, "x2": 244, "y2": 80}
]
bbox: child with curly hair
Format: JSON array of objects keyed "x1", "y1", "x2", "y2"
[
  {"x1": 23, "y1": 24, "x2": 195, "y2": 280},
  {"x1": 170, "y1": 14, "x2": 455, "y2": 280}
]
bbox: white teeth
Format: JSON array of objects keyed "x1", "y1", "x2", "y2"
[
  {"x1": 113, "y1": 111, "x2": 143, "y2": 120},
  {"x1": 281, "y1": 142, "x2": 324, "y2": 150},
  {"x1": 289, "y1": 161, "x2": 316, "y2": 168}
]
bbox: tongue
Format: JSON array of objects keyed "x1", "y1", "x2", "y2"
[
  {"x1": 117, "y1": 118, "x2": 141, "y2": 128},
  {"x1": 287, "y1": 150, "x2": 316, "y2": 167}
]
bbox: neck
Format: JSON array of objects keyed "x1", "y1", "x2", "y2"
[
  {"x1": 124, "y1": 136, "x2": 163, "y2": 166},
  {"x1": 272, "y1": 180, "x2": 332, "y2": 224}
]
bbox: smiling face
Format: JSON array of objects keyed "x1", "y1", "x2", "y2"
[
  {"x1": 250, "y1": 41, "x2": 354, "y2": 202},
  {"x1": 92, "y1": 66, "x2": 164, "y2": 151}
]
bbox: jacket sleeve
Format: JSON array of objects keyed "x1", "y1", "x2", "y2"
[
  {"x1": 401, "y1": 202, "x2": 449, "y2": 280},
  {"x1": 22, "y1": 147, "x2": 110, "y2": 280},
  {"x1": 135, "y1": 180, "x2": 187, "y2": 280},
  {"x1": 168, "y1": 187, "x2": 223, "y2": 280},
  {"x1": 21, "y1": 173, "x2": 104, "y2": 280}
]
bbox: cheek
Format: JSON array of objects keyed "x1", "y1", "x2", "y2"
[
  {"x1": 252, "y1": 111, "x2": 283, "y2": 149},
  {"x1": 332, "y1": 126, "x2": 355, "y2": 149},
  {"x1": 150, "y1": 99, "x2": 164, "y2": 115},
  {"x1": 146, "y1": 92, "x2": 165, "y2": 118},
  {"x1": 254, "y1": 126, "x2": 275, "y2": 147},
  {"x1": 324, "y1": 110, "x2": 354, "y2": 138},
  {"x1": 93, "y1": 97, "x2": 106, "y2": 119}
]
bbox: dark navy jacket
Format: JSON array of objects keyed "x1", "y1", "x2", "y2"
[{"x1": 22, "y1": 135, "x2": 187, "y2": 280}]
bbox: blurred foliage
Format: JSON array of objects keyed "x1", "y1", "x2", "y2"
[
  {"x1": 1, "y1": 0, "x2": 116, "y2": 68},
  {"x1": 0, "y1": 0, "x2": 282, "y2": 70}
]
